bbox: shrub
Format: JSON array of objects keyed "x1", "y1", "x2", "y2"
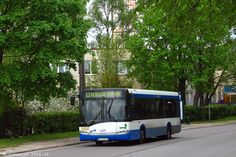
[
  {"x1": 0, "y1": 108, "x2": 80, "y2": 137},
  {"x1": 0, "y1": 106, "x2": 27, "y2": 137},
  {"x1": 28, "y1": 111, "x2": 80, "y2": 134},
  {"x1": 184, "y1": 106, "x2": 207, "y2": 122},
  {"x1": 208, "y1": 105, "x2": 229, "y2": 120},
  {"x1": 0, "y1": 108, "x2": 3, "y2": 137},
  {"x1": 184, "y1": 104, "x2": 236, "y2": 122},
  {"x1": 228, "y1": 105, "x2": 236, "y2": 116}
]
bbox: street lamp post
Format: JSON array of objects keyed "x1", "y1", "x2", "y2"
[{"x1": 79, "y1": 59, "x2": 85, "y2": 93}]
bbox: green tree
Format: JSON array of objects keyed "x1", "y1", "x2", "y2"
[
  {"x1": 127, "y1": 0, "x2": 236, "y2": 105},
  {"x1": 87, "y1": 0, "x2": 131, "y2": 88},
  {"x1": 181, "y1": 0, "x2": 236, "y2": 106},
  {"x1": 0, "y1": 0, "x2": 90, "y2": 106}
]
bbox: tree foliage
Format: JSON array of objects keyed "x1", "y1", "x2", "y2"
[
  {"x1": 127, "y1": 0, "x2": 236, "y2": 105},
  {"x1": 0, "y1": 0, "x2": 90, "y2": 106},
  {"x1": 87, "y1": 0, "x2": 131, "y2": 88}
]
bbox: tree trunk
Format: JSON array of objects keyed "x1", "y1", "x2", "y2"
[
  {"x1": 193, "y1": 92, "x2": 200, "y2": 106},
  {"x1": 204, "y1": 69, "x2": 226, "y2": 106},
  {"x1": 178, "y1": 78, "x2": 186, "y2": 106},
  {"x1": 194, "y1": 91, "x2": 205, "y2": 107},
  {"x1": 199, "y1": 93, "x2": 204, "y2": 107},
  {"x1": 204, "y1": 93, "x2": 210, "y2": 106},
  {"x1": 0, "y1": 47, "x2": 3, "y2": 64}
]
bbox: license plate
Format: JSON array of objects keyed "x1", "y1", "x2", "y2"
[{"x1": 97, "y1": 138, "x2": 109, "y2": 141}]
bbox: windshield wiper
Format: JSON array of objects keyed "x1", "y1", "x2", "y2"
[
  {"x1": 88, "y1": 99, "x2": 116, "y2": 125},
  {"x1": 88, "y1": 110, "x2": 102, "y2": 125},
  {"x1": 107, "y1": 99, "x2": 116, "y2": 121}
]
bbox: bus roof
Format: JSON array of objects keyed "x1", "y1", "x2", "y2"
[
  {"x1": 82, "y1": 88, "x2": 179, "y2": 96},
  {"x1": 128, "y1": 89, "x2": 179, "y2": 96}
]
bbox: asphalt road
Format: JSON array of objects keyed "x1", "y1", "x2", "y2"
[{"x1": 7, "y1": 124, "x2": 236, "y2": 157}]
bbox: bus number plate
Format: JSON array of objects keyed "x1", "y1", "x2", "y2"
[{"x1": 98, "y1": 138, "x2": 109, "y2": 141}]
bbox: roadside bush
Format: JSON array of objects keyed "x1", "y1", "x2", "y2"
[
  {"x1": 184, "y1": 104, "x2": 236, "y2": 122},
  {"x1": 0, "y1": 109, "x2": 80, "y2": 137},
  {"x1": 184, "y1": 106, "x2": 207, "y2": 121},
  {"x1": 208, "y1": 105, "x2": 229, "y2": 120},
  {"x1": 0, "y1": 108, "x2": 3, "y2": 137},
  {"x1": 228, "y1": 105, "x2": 236, "y2": 116},
  {"x1": 0, "y1": 106, "x2": 27, "y2": 137},
  {"x1": 28, "y1": 111, "x2": 80, "y2": 134}
]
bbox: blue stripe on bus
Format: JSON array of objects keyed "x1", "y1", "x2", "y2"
[
  {"x1": 80, "y1": 129, "x2": 140, "y2": 141},
  {"x1": 80, "y1": 125, "x2": 181, "y2": 142},
  {"x1": 132, "y1": 94, "x2": 179, "y2": 99}
]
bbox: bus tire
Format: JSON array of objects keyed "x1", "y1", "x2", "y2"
[{"x1": 139, "y1": 128, "x2": 146, "y2": 144}]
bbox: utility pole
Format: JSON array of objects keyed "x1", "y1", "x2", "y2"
[
  {"x1": 208, "y1": 105, "x2": 211, "y2": 121},
  {"x1": 79, "y1": 58, "x2": 85, "y2": 93}
]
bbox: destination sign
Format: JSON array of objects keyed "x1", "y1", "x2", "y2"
[{"x1": 85, "y1": 91, "x2": 122, "y2": 98}]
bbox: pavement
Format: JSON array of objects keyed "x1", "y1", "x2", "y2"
[{"x1": 1, "y1": 120, "x2": 236, "y2": 156}]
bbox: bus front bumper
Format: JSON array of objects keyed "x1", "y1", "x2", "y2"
[{"x1": 80, "y1": 130, "x2": 139, "y2": 142}]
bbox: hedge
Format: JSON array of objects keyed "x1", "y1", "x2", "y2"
[
  {"x1": 184, "y1": 105, "x2": 236, "y2": 122},
  {"x1": 0, "y1": 106, "x2": 27, "y2": 137},
  {"x1": 0, "y1": 106, "x2": 80, "y2": 138},
  {"x1": 28, "y1": 112, "x2": 80, "y2": 134},
  {"x1": 1, "y1": 104, "x2": 236, "y2": 137}
]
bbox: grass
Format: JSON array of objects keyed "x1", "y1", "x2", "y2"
[
  {"x1": 0, "y1": 131, "x2": 79, "y2": 149},
  {"x1": 208, "y1": 116, "x2": 236, "y2": 122}
]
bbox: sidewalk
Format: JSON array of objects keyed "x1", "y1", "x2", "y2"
[
  {"x1": 0, "y1": 137, "x2": 81, "y2": 156},
  {"x1": 1, "y1": 121, "x2": 236, "y2": 156}
]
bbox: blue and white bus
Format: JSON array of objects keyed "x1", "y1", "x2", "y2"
[{"x1": 78, "y1": 88, "x2": 183, "y2": 145}]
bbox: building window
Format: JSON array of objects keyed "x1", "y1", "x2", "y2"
[
  {"x1": 83, "y1": 60, "x2": 98, "y2": 74},
  {"x1": 57, "y1": 65, "x2": 69, "y2": 73},
  {"x1": 117, "y1": 62, "x2": 128, "y2": 75},
  {"x1": 84, "y1": 60, "x2": 91, "y2": 74}
]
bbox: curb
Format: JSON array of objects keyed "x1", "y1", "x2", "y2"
[{"x1": 0, "y1": 140, "x2": 89, "y2": 156}]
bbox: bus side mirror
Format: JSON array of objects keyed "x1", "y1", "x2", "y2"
[
  {"x1": 70, "y1": 95, "x2": 76, "y2": 106},
  {"x1": 70, "y1": 94, "x2": 80, "y2": 106}
]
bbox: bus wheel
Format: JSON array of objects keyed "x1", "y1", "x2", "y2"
[
  {"x1": 95, "y1": 141, "x2": 103, "y2": 145},
  {"x1": 165, "y1": 125, "x2": 172, "y2": 140},
  {"x1": 139, "y1": 128, "x2": 146, "y2": 144}
]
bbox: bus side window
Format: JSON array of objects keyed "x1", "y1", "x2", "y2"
[
  {"x1": 129, "y1": 97, "x2": 137, "y2": 120},
  {"x1": 155, "y1": 99, "x2": 160, "y2": 118},
  {"x1": 131, "y1": 96, "x2": 135, "y2": 105},
  {"x1": 165, "y1": 99, "x2": 178, "y2": 117},
  {"x1": 158, "y1": 99, "x2": 165, "y2": 118}
]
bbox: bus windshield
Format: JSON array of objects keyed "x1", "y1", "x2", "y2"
[{"x1": 82, "y1": 98, "x2": 126, "y2": 125}]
